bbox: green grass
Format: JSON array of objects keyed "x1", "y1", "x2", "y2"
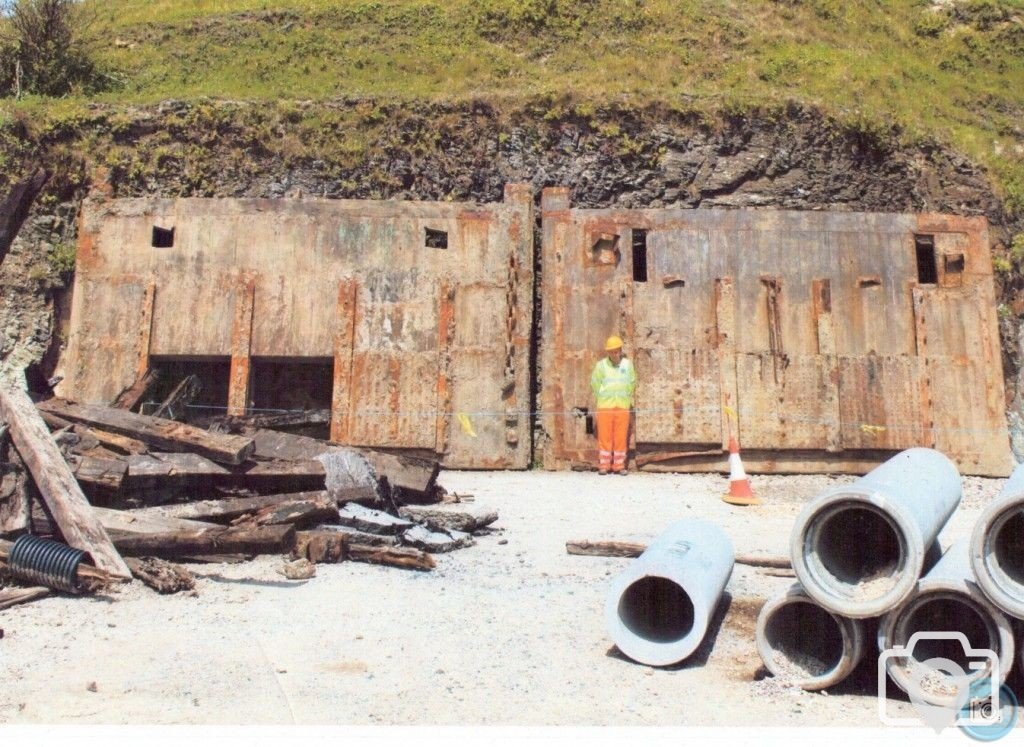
[{"x1": 2, "y1": 0, "x2": 1024, "y2": 211}]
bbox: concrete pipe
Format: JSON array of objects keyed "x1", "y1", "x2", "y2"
[
  {"x1": 791, "y1": 448, "x2": 961, "y2": 618},
  {"x1": 756, "y1": 584, "x2": 865, "y2": 691},
  {"x1": 878, "y1": 542, "x2": 1015, "y2": 708},
  {"x1": 970, "y1": 462, "x2": 1024, "y2": 619},
  {"x1": 605, "y1": 519, "x2": 734, "y2": 666}
]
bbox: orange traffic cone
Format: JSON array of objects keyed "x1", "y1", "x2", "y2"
[{"x1": 722, "y1": 436, "x2": 760, "y2": 506}]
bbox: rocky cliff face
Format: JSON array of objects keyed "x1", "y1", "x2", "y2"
[{"x1": 2, "y1": 99, "x2": 1021, "y2": 451}]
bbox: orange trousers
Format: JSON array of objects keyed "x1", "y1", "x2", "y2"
[{"x1": 596, "y1": 408, "x2": 630, "y2": 472}]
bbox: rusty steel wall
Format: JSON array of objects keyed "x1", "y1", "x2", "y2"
[
  {"x1": 540, "y1": 188, "x2": 1013, "y2": 477},
  {"x1": 57, "y1": 185, "x2": 534, "y2": 469}
]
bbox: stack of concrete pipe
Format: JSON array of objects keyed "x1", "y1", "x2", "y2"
[{"x1": 758, "y1": 447, "x2": 1023, "y2": 704}]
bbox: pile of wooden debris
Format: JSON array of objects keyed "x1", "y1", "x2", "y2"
[{"x1": 0, "y1": 385, "x2": 498, "y2": 602}]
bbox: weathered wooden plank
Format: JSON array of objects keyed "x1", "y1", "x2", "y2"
[
  {"x1": 94, "y1": 506, "x2": 216, "y2": 537},
  {"x1": 245, "y1": 493, "x2": 339, "y2": 528},
  {"x1": 565, "y1": 539, "x2": 791, "y2": 568},
  {"x1": 125, "y1": 556, "x2": 195, "y2": 594},
  {"x1": 37, "y1": 399, "x2": 255, "y2": 465},
  {"x1": 0, "y1": 424, "x2": 30, "y2": 534},
  {"x1": 331, "y1": 278, "x2": 358, "y2": 443},
  {"x1": 87, "y1": 428, "x2": 148, "y2": 456},
  {"x1": 227, "y1": 275, "x2": 256, "y2": 417},
  {"x1": 0, "y1": 387, "x2": 130, "y2": 578},
  {"x1": 124, "y1": 452, "x2": 229, "y2": 488},
  {"x1": 294, "y1": 529, "x2": 346, "y2": 564},
  {"x1": 151, "y1": 375, "x2": 201, "y2": 421},
  {"x1": 0, "y1": 586, "x2": 49, "y2": 610},
  {"x1": 66, "y1": 454, "x2": 127, "y2": 492},
  {"x1": 0, "y1": 168, "x2": 47, "y2": 266},
  {"x1": 566, "y1": 539, "x2": 646, "y2": 558},
  {"x1": 347, "y1": 543, "x2": 434, "y2": 571},
  {"x1": 231, "y1": 459, "x2": 326, "y2": 490},
  {"x1": 110, "y1": 367, "x2": 161, "y2": 411},
  {"x1": 130, "y1": 490, "x2": 348, "y2": 524},
  {"x1": 249, "y1": 428, "x2": 438, "y2": 496},
  {"x1": 113, "y1": 524, "x2": 294, "y2": 558}
]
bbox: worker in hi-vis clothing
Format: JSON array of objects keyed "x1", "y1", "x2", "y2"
[{"x1": 590, "y1": 335, "x2": 636, "y2": 475}]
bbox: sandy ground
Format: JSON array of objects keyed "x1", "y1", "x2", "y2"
[{"x1": 0, "y1": 470, "x2": 1012, "y2": 726}]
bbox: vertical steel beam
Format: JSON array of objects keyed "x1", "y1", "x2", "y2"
[
  {"x1": 330, "y1": 278, "x2": 358, "y2": 444},
  {"x1": 540, "y1": 187, "x2": 572, "y2": 468},
  {"x1": 813, "y1": 278, "x2": 841, "y2": 452},
  {"x1": 715, "y1": 277, "x2": 738, "y2": 450},
  {"x1": 136, "y1": 279, "x2": 156, "y2": 382},
  {"x1": 435, "y1": 281, "x2": 455, "y2": 455},
  {"x1": 227, "y1": 275, "x2": 256, "y2": 417}
]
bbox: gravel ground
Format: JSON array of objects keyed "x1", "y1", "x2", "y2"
[{"x1": 0, "y1": 470, "x2": 1009, "y2": 726}]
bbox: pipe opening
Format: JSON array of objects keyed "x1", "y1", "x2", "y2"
[
  {"x1": 812, "y1": 505, "x2": 902, "y2": 598},
  {"x1": 897, "y1": 596, "x2": 993, "y2": 699},
  {"x1": 618, "y1": 576, "x2": 694, "y2": 644},
  {"x1": 765, "y1": 601, "x2": 842, "y2": 679},
  {"x1": 990, "y1": 508, "x2": 1024, "y2": 593}
]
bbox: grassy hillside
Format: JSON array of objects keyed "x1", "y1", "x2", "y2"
[
  {"x1": 0, "y1": 0, "x2": 1023, "y2": 211},
  {"x1": 57, "y1": 0, "x2": 1019, "y2": 211}
]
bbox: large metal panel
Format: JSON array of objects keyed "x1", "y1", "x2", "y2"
[
  {"x1": 735, "y1": 354, "x2": 836, "y2": 449},
  {"x1": 346, "y1": 351, "x2": 438, "y2": 449},
  {"x1": 633, "y1": 348, "x2": 721, "y2": 445},
  {"x1": 345, "y1": 269, "x2": 442, "y2": 450},
  {"x1": 539, "y1": 192, "x2": 1011, "y2": 475},
  {"x1": 59, "y1": 187, "x2": 534, "y2": 468},
  {"x1": 926, "y1": 357, "x2": 1010, "y2": 476},
  {"x1": 59, "y1": 275, "x2": 148, "y2": 405},
  {"x1": 149, "y1": 269, "x2": 235, "y2": 356},
  {"x1": 838, "y1": 356, "x2": 930, "y2": 450},
  {"x1": 447, "y1": 350, "x2": 520, "y2": 468}
]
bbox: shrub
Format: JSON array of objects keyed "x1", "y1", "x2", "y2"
[{"x1": 0, "y1": 0, "x2": 108, "y2": 97}]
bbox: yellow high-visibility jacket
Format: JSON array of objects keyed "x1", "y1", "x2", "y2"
[{"x1": 591, "y1": 356, "x2": 636, "y2": 410}]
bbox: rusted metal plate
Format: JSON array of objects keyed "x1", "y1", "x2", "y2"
[
  {"x1": 540, "y1": 191, "x2": 1012, "y2": 475},
  {"x1": 926, "y1": 356, "x2": 1012, "y2": 476},
  {"x1": 347, "y1": 351, "x2": 438, "y2": 449},
  {"x1": 736, "y1": 354, "x2": 836, "y2": 449},
  {"x1": 59, "y1": 275, "x2": 149, "y2": 405},
  {"x1": 57, "y1": 189, "x2": 534, "y2": 468},
  {"x1": 838, "y1": 356, "x2": 931, "y2": 450},
  {"x1": 633, "y1": 348, "x2": 720, "y2": 445}
]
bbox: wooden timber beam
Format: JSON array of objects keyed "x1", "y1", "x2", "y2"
[{"x1": 0, "y1": 387, "x2": 130, "y2": 579}]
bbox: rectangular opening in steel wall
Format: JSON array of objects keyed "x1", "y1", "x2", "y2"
[
  {"x1": 425, "y1": 228, "x2": 448, "y2": 249},
  {"x1": 152, "y1": 226, "x2": 175, "y2": 248},
  {"x1": 632, "y1": 229, "x2": 648, "y2": 282},
  {"x1": 145, "y1": 356, "x2": 231, "y2": 420},
  {"x1": 250, "y1": 357, "x2": 334, "y2": 437},
  {"x1": 915, "y1": 235, "x2": 937, "y2": 284}
]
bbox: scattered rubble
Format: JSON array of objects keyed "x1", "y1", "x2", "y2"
[{"x1": 0, "y1": 388, "x2": 498, "y2": 602}]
